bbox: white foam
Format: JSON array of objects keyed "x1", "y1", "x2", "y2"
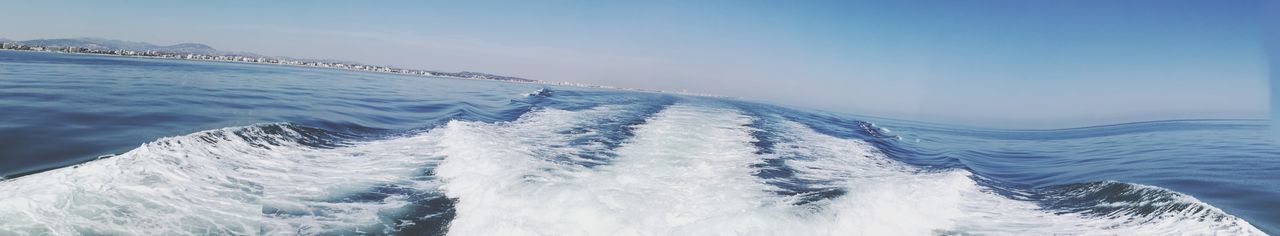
[
  {"x1": 523, "y1": 88, "x2": 550, "y2": 97},
  {"x1": 432, "y1": 105, "x2": 1265, "y2": 235},
  {"x1": 766, "y1": 120, "x2": 1266, "y2": 235},
  {"x1": 435, "y1": 104, "x2": 796, "y2": 235},
  {"x1": 0, "y1": 124, "x2": 447, "y2": 235},
  {"x1": 0, "y1": 105, "x2": 635, "y2": 235},
  {"x1": 0, "y1": 104, "x2": 1263, "y2": 235}
]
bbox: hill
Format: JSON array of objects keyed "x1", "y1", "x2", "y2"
[{"x1": 13, "y1": 37, "x2": 241, "y2": 55}]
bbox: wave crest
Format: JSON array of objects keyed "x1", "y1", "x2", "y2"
[{"x1": 0, "y1": 123, "x2": 449, "y2": 235}]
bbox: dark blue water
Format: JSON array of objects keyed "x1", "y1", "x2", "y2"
[{"x1": 0, "y1": 50, "x2": 1275, "y2": 235}]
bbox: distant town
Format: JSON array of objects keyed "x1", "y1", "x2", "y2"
[
  {"x1": 0, "y1": 38, "x2": 722, "y2": 97},
  {"x1": 0, "y1": 40, "x2": 539, "y2": 82}
]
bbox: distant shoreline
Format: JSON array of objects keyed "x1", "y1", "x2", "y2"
[
  {"x1": 0, "y1": 46, "x2": 530, "y2": 82},
  {"x1": 0, "y1": 47, "x2": 727, "y2": 98}
]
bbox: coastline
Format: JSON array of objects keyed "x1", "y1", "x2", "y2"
[{"x1": 0, "y1": 48, "x2": 728, "y2": 98}]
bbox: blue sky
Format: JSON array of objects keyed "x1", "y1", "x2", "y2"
[{"x1": 1, "y1": 0, "x2": 1270, "y2": 128}]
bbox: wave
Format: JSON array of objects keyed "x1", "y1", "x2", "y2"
[
  {"x1": 522, "y1": 88, "x2": 553, "y2": 98},
  {"x1": 1036, "y1": 181, "x2": 1262, "y2": 232},
  {"x1": 435, "y1": 103, "x2": 786, "y2": 235},
  {"x1": 755, "y1": 119, "x2": 1264, "y2": 235},
  {"x1": 0, "y1": 123, "x2": 450, "y2": 235},
  {"x1": 0, "y1": 101, "x2": 1264, "y2": 235},
  {"x1": 430, "y1": 102, "x2": 1264, "y2": 235}
]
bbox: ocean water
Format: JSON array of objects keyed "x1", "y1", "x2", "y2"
[{"x1": 0, "y1": 49, "x2": 1276, "y2": 235}]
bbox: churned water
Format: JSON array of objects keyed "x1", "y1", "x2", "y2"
[{"x1": 0, "y1": 50, "x2": 1276, "y2": 235}]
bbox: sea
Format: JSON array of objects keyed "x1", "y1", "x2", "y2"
[{"x1": 0, "y1": 50, "x2": 1276, "y2": 235}]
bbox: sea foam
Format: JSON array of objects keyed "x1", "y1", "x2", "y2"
[
  {"x1": 0, "y1": 103, "x2": 1263, "y2": 235},
  {"x1": 0, "y1": 124, "x2": 447, "y2": 235}
]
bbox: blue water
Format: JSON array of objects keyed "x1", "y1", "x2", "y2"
[{"x1": 0, "y1": 50, "x2": 1276, "y2": 235}]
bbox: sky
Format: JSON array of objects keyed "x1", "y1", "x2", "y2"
[
  {"x1": 1, "y1": 0, "x2": 1271, "y2": 128},
  {"x1": 1268, "y1": 0, "x2": 1280, "y2": 140}
]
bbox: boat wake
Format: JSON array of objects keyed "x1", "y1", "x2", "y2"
[
  {"x1": 0, "y1": 99, "x2": 1265, "y2": 235},
  {"x1": 0, "y1": 124, "x2": 450, "y2": 235}
]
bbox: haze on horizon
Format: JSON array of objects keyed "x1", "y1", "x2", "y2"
[{"x1": 2, "y1": 0, "x2": 1270, "y2": 128}]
